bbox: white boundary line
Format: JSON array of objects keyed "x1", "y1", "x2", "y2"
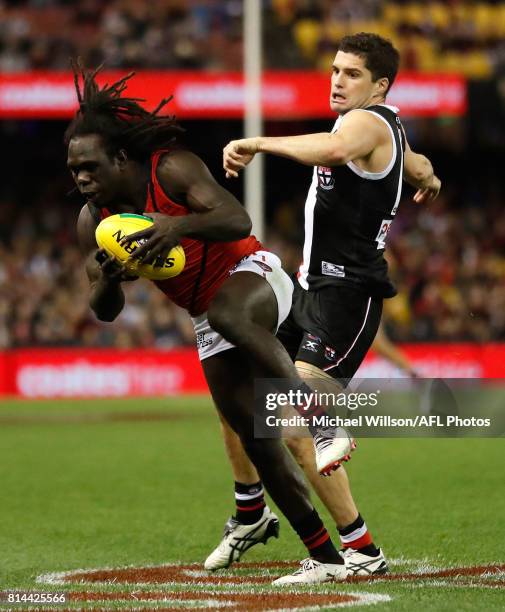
[
  {"x1": 35, "y1": 557, "x2": 430, "y2": 589},
  {"x1": 35, "y1": 555, "x2": 505, "y2": 609},
  {"x1": 30, "y1": 586, "x2": 392, "y2": 611}
]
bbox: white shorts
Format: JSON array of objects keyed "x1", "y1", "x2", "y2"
[{"x1": 192, "y1": 250, "x2": 294, "y2": 361}]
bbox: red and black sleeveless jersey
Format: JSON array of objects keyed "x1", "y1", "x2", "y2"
[{"x1": 100, "y1": 150, "x2": 262, "y2": 316}]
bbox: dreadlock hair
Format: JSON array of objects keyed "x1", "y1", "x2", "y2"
[{"x1": 64, "y1": 60, "x2": 184, "y2": 162}]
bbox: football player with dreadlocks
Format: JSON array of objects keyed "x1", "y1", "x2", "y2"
[{"x1": 66, "y1": 62, "x2": 355, "y2": 584}]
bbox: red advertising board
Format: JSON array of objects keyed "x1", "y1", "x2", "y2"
[
  {"x1": 0, "y1": 348, "x2": 206, "y2": 398},
  {"x1": 358, "y1": 344, "x2": 488, "y2": 379},
  {"x1": 0, "y1": 71, "x2": 466, "y2": 120},
  {"x1": 0, "y1": 344, "x2": 503, "y2": 399}
]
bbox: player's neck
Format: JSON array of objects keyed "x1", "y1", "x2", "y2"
[
  {"x1": 364, "y1": 94, "x2": 386, "y2": 109},
  {"x1": 341, "y1": 95, "x2": 386, "y2": 116}
]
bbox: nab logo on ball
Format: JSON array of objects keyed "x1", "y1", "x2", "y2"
[
  {"x1": 95, "y1": 213, "x2": 185, "y2": 280},
  {"x1": 112, "y1": 230, "x2": 176, "y2": 270}
]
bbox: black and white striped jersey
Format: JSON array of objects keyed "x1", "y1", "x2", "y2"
[{"x1": 298, "y1": 104, "x2": 405, "y2": 298}]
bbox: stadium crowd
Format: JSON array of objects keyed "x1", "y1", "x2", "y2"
[
  {"x1": 0, "y1": 171, "x2": 504, "y2": 349},
  {"x1": 1, "y1": 0, "x2": 505, "y2": 77}
]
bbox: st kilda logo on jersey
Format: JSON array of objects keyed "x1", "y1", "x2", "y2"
[{"x1": 317, "y1": 166, "x2": 335, "y2": 190}]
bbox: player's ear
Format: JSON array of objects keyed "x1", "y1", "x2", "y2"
[
  {"x1": 116, "y1": 149, "x2": 128, "y2": 169},
  {"x1": 375, "y1": 77, "x2": 389, "y2": 97}
]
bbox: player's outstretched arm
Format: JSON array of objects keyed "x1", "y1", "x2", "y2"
[
  {"x1": 77, "y1": 204, "x2": 129, "y2": 322},
  {"x1": 223, "y1": 111, "x2": 384, "y2": 177},
  {"x1": 402, "y1": 133, "x2": 441, "y2": 204},
  {"x1": 126, "y1": 150, "x2": 253, "y2": 265}
]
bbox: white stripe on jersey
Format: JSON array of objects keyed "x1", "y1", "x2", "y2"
[
  {"x1": 298, "y1": 118, "x2": 340, "y2": 289},
  {"x1": 390, "y1": 127, "x2": 404, "y2": 215},
  {"x1": 298, "y1": 166, "x2": 319, "y2": 290}
]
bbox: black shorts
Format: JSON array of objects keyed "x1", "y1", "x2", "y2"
[{"x1": 277, "y1": 281, "x2": 383, "y2": 383}]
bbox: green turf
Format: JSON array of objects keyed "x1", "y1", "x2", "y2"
[{"x1": 0, "y1": 396, "x2": 503, "y2": 610}]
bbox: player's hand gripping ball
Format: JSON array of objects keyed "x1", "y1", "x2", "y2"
[{"x1": 95, "y1": 213, "x2": 185, "y2": 280}]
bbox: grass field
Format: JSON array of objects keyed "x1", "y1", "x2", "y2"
[{"x1": 0, "y1": 396, "x2": 504, "y2": 610}]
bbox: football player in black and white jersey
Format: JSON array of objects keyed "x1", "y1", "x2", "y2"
[{"x1": 208, "y1": 33, "x2": 441, "y2": 584}]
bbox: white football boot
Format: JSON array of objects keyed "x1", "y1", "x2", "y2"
[
  {"x1": 342, "y1": 547, "x2": 389, "y2": 576},
  {"x1": 204, "y1": 506, "x2": 280, "y2": 570},
  {"x1": 313, "y1": 426, "x2": 356, "y2": 476},
  {"x1": 272, "y1": 557, "x2": 348, "y2": 585}
]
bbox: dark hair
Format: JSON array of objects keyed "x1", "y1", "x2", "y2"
[
  {"x1": 337, "y1": 33, "x2": 400, "y2": 94},
  {"x1": 64, "y1": 61, "x2": 184, "y2": 162}
]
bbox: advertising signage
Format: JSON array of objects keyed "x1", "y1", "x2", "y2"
[{"x1": 0, "y1": 71, "x2": 466, "y2": 120}]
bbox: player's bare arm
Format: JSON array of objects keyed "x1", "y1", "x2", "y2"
[
  {"x1": 126, "y1": 150, "x2": 252, "y2": 263},
  {"x1": 223, "y1": 111, "x2": 388, "y2": 178},
  {"x1": 402, "y1": 132, "x2": 441, "y2": 204},
  {"x1": 77, "y1": 204, "x2": 131, "y2": 321}
]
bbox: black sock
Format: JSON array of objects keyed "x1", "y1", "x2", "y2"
[
  {"x1": 234, "y1": 481, "x2": 266, "y2": 525},
  {"x1": 338, "y1": 513, "x2": 379, "y2": 556},
  {"x1": 292, "y1": 508, "x2": 343, "y2": 564}
]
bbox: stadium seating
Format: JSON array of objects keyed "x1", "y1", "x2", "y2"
[{"x1": 0, "y1": 0, "x2": 504, "y2": 77}]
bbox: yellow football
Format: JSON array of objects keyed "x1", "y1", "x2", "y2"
[{"x1": 95, "y1": 213, "x2": 185, "y2": 281}]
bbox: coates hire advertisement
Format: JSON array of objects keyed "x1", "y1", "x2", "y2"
[
  {"x1": 0, "y1": 344, "x2": 504, "y2": 399},
  {"x1": 0, "y1": 71, "x2": 466, "y2": 120}
]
